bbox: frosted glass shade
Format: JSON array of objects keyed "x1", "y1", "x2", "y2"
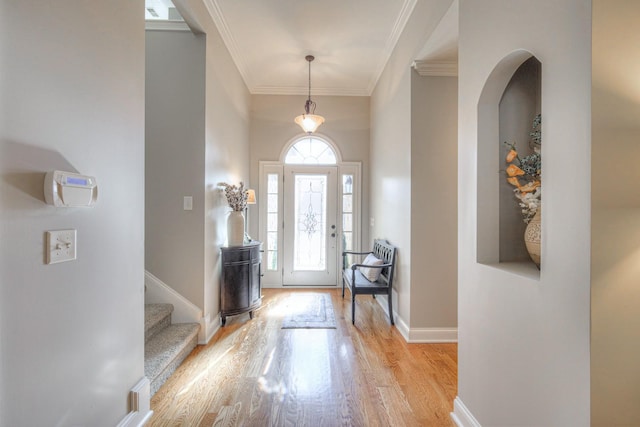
[{"x1": 294, "y1": 114, "x2": 325, "y2": 134}]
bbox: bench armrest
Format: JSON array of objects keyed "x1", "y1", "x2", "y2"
[
  {"x1": 342, "y1": 250, "x2": 373, "y2": 256},
  {"x1": 350, "y1": 263, "x2": 392, "y2": 270}
]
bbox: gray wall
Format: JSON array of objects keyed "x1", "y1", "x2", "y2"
[
  {"x1": 144, "y1": 0, "x2": 251, "y2": 335},
  {"x1": 370, "y1": 0, "x2": 454, "y2": 332},
  {"x1": 0, "y1": 1, "x2": 145, "y2": 425},
  {"x1": 410, "y1": 73, "x2": 458, "y2": 329},
  {"x1": 146, "y1": 30, "x2": 206, "y2": 308},
  {"x1": 591, "y1": 0, "x2": 640, "y2": 424}
]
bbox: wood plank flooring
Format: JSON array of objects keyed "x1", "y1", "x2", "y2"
[{"x1": 149, "y1": 289, "x2": 457, "y2": 426}]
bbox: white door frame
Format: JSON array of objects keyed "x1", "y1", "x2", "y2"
[{"x1": 258, "y1": 156, "x2": 361, "y2": 288}]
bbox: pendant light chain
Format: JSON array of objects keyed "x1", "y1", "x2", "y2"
[
  {"x1": 294, "y1": 54, "x2": 325, "y2": 133},
  {"x1": 305, "y1": 55, "x2": 315, "y2": 114},
  {"x1": 308, "y1": 58, "x2": 311, "y2": 104}
]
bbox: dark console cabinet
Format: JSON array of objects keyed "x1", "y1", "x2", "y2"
[{"x1": 220, "y1": 242, "x2": 262, "y2": 326}]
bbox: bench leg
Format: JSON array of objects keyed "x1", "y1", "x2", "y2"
[
  {"x1": 388, "y1": 290, "x2": 394, "y2": 325},
  {"x1": 351, "y1": 292, "x2": 356, "y2": 325},
  {"x1": 342, "y1": 278, "x2": 345, "y2": 298}
]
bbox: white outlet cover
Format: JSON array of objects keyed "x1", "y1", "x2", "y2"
[{"x1": 46, "y1": 229, "x2": 77, "y2": 264}]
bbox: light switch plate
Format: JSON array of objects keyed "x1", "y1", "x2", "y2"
[
  {"x1": 183, "y1": 196, "x2": 193, "y2": 211},
  {"x1": 46, "y1": 229, "x2": 77, "y2": 264}
]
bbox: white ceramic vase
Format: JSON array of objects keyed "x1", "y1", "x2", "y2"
[
  {"x1": 524, "y1": 209, "x2": 541, "y2": 268},
  {"x1": 227, "y1": 211, "x2": 245, "y2": 246}
]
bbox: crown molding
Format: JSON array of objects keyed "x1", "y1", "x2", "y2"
[
  {"x1": 251, "y1": 86, "x2": 369, "y2": 97},
  {"x1": 203, "y1": 0, "x2": 255, "y2": 89},
  {"x1": 366, "y1": 0, "x2": 418, "y2": 94},
  {"x1": 413, "y1": 60, "x2": 458, "y2": 76}
]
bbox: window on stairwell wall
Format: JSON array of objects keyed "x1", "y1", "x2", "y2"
[{"x1": 145, "y1": 0, "x2": 184, "y2": 21}]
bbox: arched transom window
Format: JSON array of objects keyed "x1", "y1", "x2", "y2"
[{"x1": 284, "y1": 137, "x2": 337, "y2": 165}]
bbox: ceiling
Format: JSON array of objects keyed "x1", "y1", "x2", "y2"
[{"x1": 197, "y1": 0, "x2": 451, "y2": 96}]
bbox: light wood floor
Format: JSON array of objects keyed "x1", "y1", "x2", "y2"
[{"x1": 149, "y1": 289, "x2": 457, "y2": 426}]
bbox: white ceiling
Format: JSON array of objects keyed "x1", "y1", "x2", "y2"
[{"x1": 201, "y1": 0, "x2": 422, "y2": 96}]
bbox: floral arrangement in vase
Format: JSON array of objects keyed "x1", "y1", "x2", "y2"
[
  {"x1": 220, "y1": 182, "x2": 248, "y2": 211},
  {"x1": 504, "y1": 114, "x2": 541, "y2": 224}
]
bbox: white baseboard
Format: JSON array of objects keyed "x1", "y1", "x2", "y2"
[
  {"x1": 407, "y1": 327, "x2": 458, "y2": 343},
  {"x1": 204, "y1": 311, "x2": 221, "y2": 343},
  {"x1": 144, "y1": 271, "x2": 209, "y2": 344},
  {"x1": 117, "y1": 377, "x2": 153, "y2": 427},
  {"x1": 451, "y1": 396, "x2": 482, "y2": 427},
  {"x1": 374, "y1": 295, "x2": 457, "y2": 343},
  {"x1": 395, "y1": 317, "x2": 411, "y2": 341},
  {"x1": 261, "y1": 283, "x2": 340, "y2": 289},
  {"x1": 373, "y1": 293, "x2": 409, "y2": 339}
]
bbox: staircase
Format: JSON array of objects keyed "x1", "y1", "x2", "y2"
[{"x1": 145, "y1": 303, "x2": 200, "y2": 395}]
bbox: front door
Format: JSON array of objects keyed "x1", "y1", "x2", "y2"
[{"x1": 282, "y1": 166, "x2": 338, "y2": 286}]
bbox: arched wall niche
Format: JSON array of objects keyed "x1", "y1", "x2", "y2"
[
  {"x1": 476, "y1": 49, "x2": 542, "y2": 276},
  {"x1": 499, "y1": 57, "x2": 541, "y2": 262}
]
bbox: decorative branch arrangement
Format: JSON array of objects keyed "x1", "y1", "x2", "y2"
[
  {"x1": 220, "y1": 182, "x2": 248, "y2": 211},
  {"x1": 504, "y1": 114, "x2": 542, "y2": 223}
]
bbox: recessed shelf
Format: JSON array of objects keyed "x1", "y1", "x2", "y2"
[{"x1": 476, "y1": 50, "x2": 542, "y2": 278}]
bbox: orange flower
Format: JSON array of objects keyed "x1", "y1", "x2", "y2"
[
  {"x1": 519, "y1": 180, "x2": 540, "y2": 193},
  {"x1": 506, "y1": 149, "x2": 518, "y2": 163},
  {"x1": 506, "y1": 164, "x2": 525, "y2": 177},
  {"x1": 507, "y1": 177, "x2": 521, "y2": 187}
]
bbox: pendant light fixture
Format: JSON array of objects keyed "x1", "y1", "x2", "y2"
[{"x1": 294, "y1": 55, "x2": 325, "y2": 134}]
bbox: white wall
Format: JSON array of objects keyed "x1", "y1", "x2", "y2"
[
  {"x1": 249, "y1": 94, "x2": 370, "y2": 252},
  {"x1": 371, "y1": 58, "x2": 413, "y2": 325},
  {"x1": 456, "y1": 0, "x2": 591, "y2": 425},
  {"x1": 200, "y1": 0, "x2": 251, "y2": 332},
  {"x1": 410, "y1": 73, "x2": 458, "y2": 329},
  {"x1": 146, "y1": 30, "x2": 206, "y2": 309},
  {"x1": 0, "y1": 1, "x2": 145, "y2": 425},
  {"x1": 370, "y1": 0, "x2": 453, "y2": 329},
  {"x1": 591, "y1": 0, "x2": 640, "y2": 425}
]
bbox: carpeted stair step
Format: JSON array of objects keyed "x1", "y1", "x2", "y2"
[
  {"x1": 145, "y1": 322, "x2": 199, "y2": 395},
  {"x1": 145, "y1": 303, "x2": 173, "y2": 343}
]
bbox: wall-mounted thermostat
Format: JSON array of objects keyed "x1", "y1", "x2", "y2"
[{"x1": 44, "y1": 170, "x2": 98, "y2": 207}]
